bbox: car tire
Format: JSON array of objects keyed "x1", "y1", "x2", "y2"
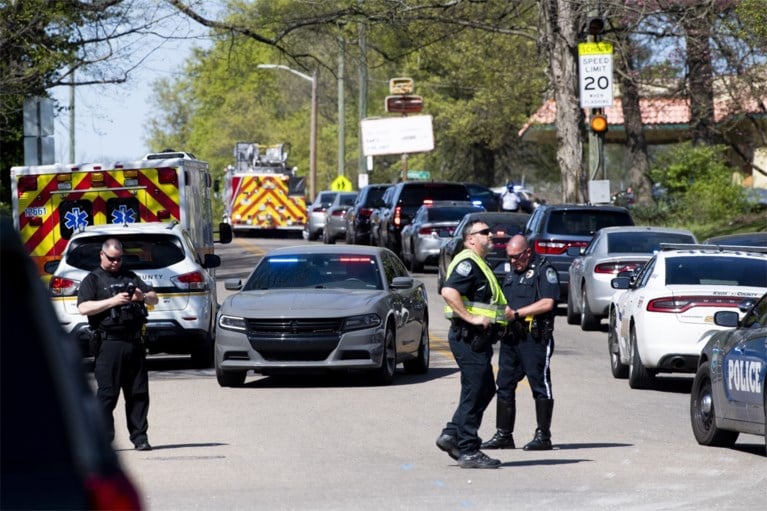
[
  {"x1": 628, "y1": 326, "x2": 654, "y2": 389},
  {"x1": 410, "y1": 246, "x2": 424, "y2": 273},
  {"x1": 308, "y1": 229, "x2": 320, "y2": 242},
  {"x1": 345, "y1": 226, "x2": 353, "y2": 244},
  {"x1": 403, "y1": 319, "x2": 429, "y2": 374},
  {"x1": 608, "y1": 309, "x2": 628, "y2": 379},
  {"x1": 566, "y1": 288, "x2": 579, "y2": 325},
  {"x1": 191, "y1": 330, "x2": 214, "y2": 369},
  {"x1": 370, "y1": 326, "x2": 396, "y2": 386},
  {"x1": 580, "y1": 287, "x2": 600, "y2": 331},
  {"x1": 690, "y1": 361, "x2": 739, "y2": 447}
]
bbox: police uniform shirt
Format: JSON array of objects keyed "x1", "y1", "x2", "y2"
[
  {"x1": 502, "y1": 253, "x2": 560, "y2": 310},
  {"x1": 445, "y1": 256, "x2": 494, "y2": 307},
  {"x1": 77, "y1": 267, "x2": 152, "y2": 331}
]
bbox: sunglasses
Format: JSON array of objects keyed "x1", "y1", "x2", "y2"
[
  {"x1": 469, "y1": 228, "x2": 491, "y2": 236},
  {"x1": 508, "y1": 250, "x2": 528, "y2": 261},
  {"x1": 103, "y1": 253, "x2": 122, "y2": 263}
]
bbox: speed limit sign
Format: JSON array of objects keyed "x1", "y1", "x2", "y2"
[{"x1": 578, "y1": 42, "x2": 614, "y2": 108}]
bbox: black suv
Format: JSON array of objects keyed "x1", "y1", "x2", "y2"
[
  {"x1": 524, "y1": 204, "x2": 634, "y2": 297},
  {"x1": 344, "y1": 184, "x2": 392, "y2": 245},
  {"x1": 375, "y1": 181, "x2": 471, "y2": 259}
]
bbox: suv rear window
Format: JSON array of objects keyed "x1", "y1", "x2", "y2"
[
  {"x1": 66, "y1": 235, "x2": 185, "y2": 271},
  {"x1": 398, "y1": 184, "x2": 469, "y2": 206},
  {"x1": 547, "y1": 210, "x2": 633, "y2": 236}
]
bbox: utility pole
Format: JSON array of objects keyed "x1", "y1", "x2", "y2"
[
  {"x1": 337, "y1": 36, "x2": 345, "y2": 177},
  {"x1": 358, "y1": 23, "x2": 368, "y2": 185}
]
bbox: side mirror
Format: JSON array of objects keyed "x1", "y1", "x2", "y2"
[
  {"x1": 713, "y1": 310, "x2": 739, "y2": 328},
  {"x1": 203, "y1": 254, "x2": 221, "y2": 269},
  {"x1": 391, "y1": 276, "x2": 414, "y2": 289},
  {"x1": 611, "y1": 276, "x2": 630, "y2": 290},
  {"x1": 224, "y1": 278, "x2": 243, "y2": 291},
  {"x1": 218, "y1": 222, "x2": 233, "y2": 244}
]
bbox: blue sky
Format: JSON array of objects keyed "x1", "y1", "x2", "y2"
[{"x1": 51, "y1": 4, "x2": 220, "y2": 163}]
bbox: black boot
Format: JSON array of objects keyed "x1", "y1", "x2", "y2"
[
  {"x1": 523, "y1": 399, "x2": 554, "y2": 451},
  {"x1": 481, "y1": 399, "x2": 516, "y2": 449}
]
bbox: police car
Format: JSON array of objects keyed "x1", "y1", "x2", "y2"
[
  {"x1": 46, "y1": 222, "x2": 221, "y2": 367},
  {"x1": 690, "y1": 292, "x2": 766, "y2": 454},
  {"x1": 608, "y1": 244, "x2": 767, "y2": 389}
]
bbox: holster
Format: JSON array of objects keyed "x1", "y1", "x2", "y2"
[
  {"x1": 467, "y1": 324, "x2": 499, "y2": 352},
  {"x1": 88, "y1": 329, "x2": 103, "y2": 357}
]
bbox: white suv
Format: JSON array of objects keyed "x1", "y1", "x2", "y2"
[{"x1": 46, "y1": 222, "x2": 221, "y2": 367}]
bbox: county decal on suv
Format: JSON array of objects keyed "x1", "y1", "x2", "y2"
[
  {"x1": 46, "y1": 222, "x2": 222, "y2": 367},
  {"x1": 524, "y1": 204, "x2": 634, "y2": 297}
]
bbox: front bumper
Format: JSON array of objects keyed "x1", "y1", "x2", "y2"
[{"x1": 215, "y1": 324, "x2": 386, "y2": 373}]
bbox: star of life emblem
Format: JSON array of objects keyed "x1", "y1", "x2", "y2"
[{"x1": 64, "y1": 207, "x2": 89, "y2": 231}]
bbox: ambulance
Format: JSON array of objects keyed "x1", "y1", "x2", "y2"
[
  {"x1": 222, "y1": 142, "x2": 307, "y2": 235},
  {"x1": 11, "y1": 151, "x2": 231, "y2": 276}
]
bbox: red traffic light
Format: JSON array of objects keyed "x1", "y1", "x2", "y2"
[{"x1": 385, "y1": 95, "x2": 424, "y2": 114}]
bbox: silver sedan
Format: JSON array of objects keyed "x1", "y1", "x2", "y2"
[
  {"x1": 566, "y1": 226, "x2": 697, "y2": 330},
  {"x1": 215, "y1": 245, "x2": 429, "y2": 387}
]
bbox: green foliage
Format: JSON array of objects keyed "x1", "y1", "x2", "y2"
[{"x1": 648, "y1": 143, "x2": 749, "y2": 225}]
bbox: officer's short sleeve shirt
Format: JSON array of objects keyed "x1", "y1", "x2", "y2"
[
  {"x1": 444, "y1": 256, "x2": 493, "y2": 303},
  {"x1": 502, "y1": 253, "x2": 560, "y2": 308}
]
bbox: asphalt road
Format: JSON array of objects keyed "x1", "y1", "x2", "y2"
[{"x1": 111, "y1": 234, "x2": 766, "y2": 511}]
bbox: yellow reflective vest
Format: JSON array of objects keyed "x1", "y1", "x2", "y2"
[{"x1": 443, "y1": 249, "x2": 507, "y2": 325}]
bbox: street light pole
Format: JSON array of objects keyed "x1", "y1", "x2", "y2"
[{"x1": 257, "y1": 64, "x2": 317, "y2": 200}]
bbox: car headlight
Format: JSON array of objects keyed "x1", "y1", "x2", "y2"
[
  {"x1": 342, "y1": 313, "x2": 382, "y2": 332},
  {"x1": 218, "y1": 314, "x2": 247, "y2": 332}
]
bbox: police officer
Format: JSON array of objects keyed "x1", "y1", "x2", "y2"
[
  {"x1": 482, "y1": 234, "x2": 559, "y2": 451},
  {"x1": 436, "y1": 220, "x2": 507, "y2": 469},
  {"x1": 78, "y1": 238, "x2": 158, "y2": 451}
]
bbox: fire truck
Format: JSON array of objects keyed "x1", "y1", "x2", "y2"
[
  {"x1": 222, "y1": 142, "x2": 307, "y2": 234},
  {"x1": 11, "y1": 151, "x2": 230, "y2": 275}
]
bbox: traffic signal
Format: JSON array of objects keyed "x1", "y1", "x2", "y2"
[
  {"x1": 385, "y1": 95, "x2": 424, "y2": 114},
  {"x1": 590, "y1": 113, "x2": 608, "y2": 133}
]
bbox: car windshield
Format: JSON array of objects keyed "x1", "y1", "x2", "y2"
[
  {"x1": 427, "y1": 207, "x2": 482, "y2": 222},
  {"x1": 364, "y1": 187, "x2": 388, "y2": 205},
  {"x1": 398, "y1": 184, "x2": 468, "y2": 206},
  {"x1": 316, "y1": 192, "x2": 337, "y2": 207},
  {"x1": 547, "y1": 210, "x2": 633, "y2": 236},
  {"x1": 339, "y1": 194, "x2": 357, "y2": 206},
  {"x1": 244, "y1": 253, "x2": 383, "y2": 290},
  {"x1": 665, "y1": 255, "x2": 767, "y2": 287},
  {"x1": 607, "y1": 232, "x2": 695, "y2": 253},
  {"x1": 65, "y1": 234, "x2": 186, "y2": 271}
]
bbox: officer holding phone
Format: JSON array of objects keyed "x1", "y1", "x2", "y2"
[{"x1": 78, "y1": 238, "x2": 158, "y2": 451}]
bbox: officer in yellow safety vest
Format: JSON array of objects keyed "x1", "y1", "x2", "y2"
[{"x1": 436, "y1": 219, "x2": 507, "y2": 469}]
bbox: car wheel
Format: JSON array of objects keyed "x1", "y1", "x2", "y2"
[
  {"x1": 371, "y1": 326, "x2": 396, "y2": 386},
  {"x1": 345, "y1": 227, "x2": 353, "y2": 244},
  {"x1": 308, "y1": 228, "x2": 320, "y2": 241},
  {"x1": 216, "y1": 367, "x2": 246, "y2": 388},
  {"x1": 608, "y1": 309, "x2": 628, "y2": 379},
  {"x1": 690, "y1": 361, "x2": 739, "y2": 447},
  {"x1": 580, "y1": 287, "x2": 599, "y2": 331},
  {"x1": 566, "y1": 287, "x2": 579, "y2": 325},
  {"x1": 403, "y1": 319, "x2": 429, "y2": 374},
  {"x1": 191, "y1": 330, "x2": 214, "y2": 369},
  {"x1": 628, "y1": 325, "x2": 654, "y2": 389},
  {"x1": 411, "y1": 247, "x2": 424, "y2": 273}
]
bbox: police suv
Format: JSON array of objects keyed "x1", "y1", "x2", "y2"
[{"x1": 46, "y1": 222, "x2": 222, "y2": 367}]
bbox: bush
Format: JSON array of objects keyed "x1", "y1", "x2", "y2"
[{"x1": 649, "y1": 143, "x2": 749, "y2": 225}]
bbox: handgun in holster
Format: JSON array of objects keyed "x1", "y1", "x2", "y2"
[{"x1": 89, "y1": 329, "x2": 103, "y2": 357}]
